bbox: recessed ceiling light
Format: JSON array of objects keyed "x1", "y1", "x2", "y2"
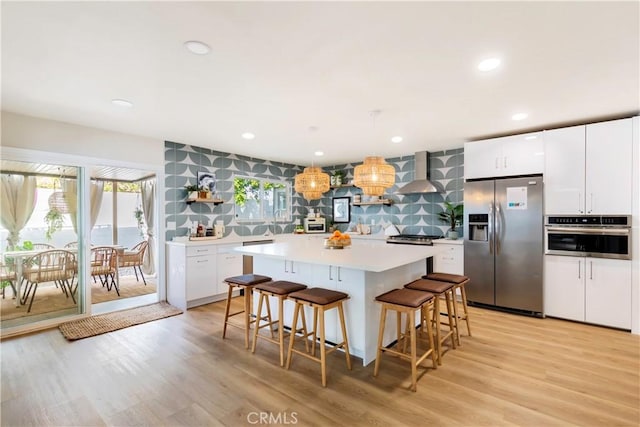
[
  {"x1": 391, "y1": 136, "x2": 403, "y2": 143},
  {"x1": 184, "y1": 40, "x2": 211, "y2": 55},
  {"x1": 478, "y1": 57, "x2": 501, "y2": 71},
  {"x1": 241, "y1": 132, "x2": 255, "y2": 140},
  {"x1": 314, "y1": 151, "x2": 324, "y2": 156},
  {"x1": 512, "y1": 113, "x2": 528, "y2": 121},
  {"x1": 111, "y1": 99, "x2": 133, "y2": 108}
]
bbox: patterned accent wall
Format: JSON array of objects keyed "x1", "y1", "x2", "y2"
[
  {"x1": 310, "y1": 148, "x2": 465, "y2": 237},
  {"x1": 164, "y1": 142, "x2": 306, "y2": 241},
  {"x1": 164, "y1": 141, "x2": 464, "y2": 240}
]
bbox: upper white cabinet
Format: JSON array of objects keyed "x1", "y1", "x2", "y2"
[
  {"x1": 544, "y1": 118, "x2": 633, "y2": 215},
  {"x1": 464, "y1": 132, "x2": 544, "y2": 180}
]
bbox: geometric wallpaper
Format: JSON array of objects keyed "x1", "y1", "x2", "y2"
[{"x1": 164, "y1": 141, "x2": 464, "y2": 241}]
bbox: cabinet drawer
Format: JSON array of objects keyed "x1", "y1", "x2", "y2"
[{"x1": 187, "y1": 246, "x2": 216, "y2": 257}]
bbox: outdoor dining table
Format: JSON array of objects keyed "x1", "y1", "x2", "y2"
[{"x1": 1, "y1": 245, "x2": 125, "y2": 308}]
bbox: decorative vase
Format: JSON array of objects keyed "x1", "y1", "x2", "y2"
[
  {"x1": 335, "y1": 175, "x2": 342, "y2": 186},
  {"x1": 447, "y1": 230, "x2": 459, "y2": 240}
]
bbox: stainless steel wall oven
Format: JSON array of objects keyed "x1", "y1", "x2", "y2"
[{"x1": 544, "y1": 215, "x2": 631, "y2": 260}]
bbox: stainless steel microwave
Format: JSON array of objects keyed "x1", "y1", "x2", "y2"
[
  {"x1": 304, "y1": 217, "x2": 326, "y2": 233},
  {"x1": 544, "y1": 215, "x2": 631, "y2": 260}
]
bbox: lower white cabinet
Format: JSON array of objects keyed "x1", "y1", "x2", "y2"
[
  {"x1": 433, "y1": 242, "x2": 464, "y2": 274},
  {"x1": 544, "y1": 255, "x2": 631, "y2": 329},
  {"x1": 167, "y1": 243, "x2": 243, "y2": 310}
]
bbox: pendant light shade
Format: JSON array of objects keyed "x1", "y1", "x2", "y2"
[
  {"x1": 353, "y1": 156, "x2": 395, "y2": 196},
  {"x1": 294, "y1": 166, "x2": 330, "y2": 200}
]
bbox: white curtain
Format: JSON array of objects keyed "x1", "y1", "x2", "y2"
[
  {"x1": 0, "y1": 174, "x2": 37, "y2": 247},
  {"x1": 63, "y1": 179, "x2": 104, "y2": 234},
  {"x1": 140, "y1": 178, "x2": 156, "y2": 275}
]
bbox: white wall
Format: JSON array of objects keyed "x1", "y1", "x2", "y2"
[
  {"x1": 632, "y1": 116, "x2": 639, "y2": 335},
  {"x1": 1, "y1": 111, "x2": 163, "y2": 166}
]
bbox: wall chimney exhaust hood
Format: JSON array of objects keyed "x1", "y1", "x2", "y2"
[{"x1": 397, "y1": 151, "x2": 441, "y2": 194}]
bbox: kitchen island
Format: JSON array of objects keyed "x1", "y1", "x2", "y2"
[{"x1": 234, "y1": 239, "x2": 442, "y2": 365}]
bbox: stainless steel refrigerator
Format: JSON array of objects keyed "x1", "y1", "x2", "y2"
[{"x1": 464, "y1": 175, "x2": 543, "y2": 315}]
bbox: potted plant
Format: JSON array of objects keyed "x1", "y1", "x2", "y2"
[
  {"x1": 333, "y1": 170, "x2": 346, "y2": 186},
  {"x1": 438, "y1": 201, "x2": 463, "y2": 240},
  {"x1": 184, "y1": 183, "x2": 199, "y2": 200},
  {"x1": 44, "y1": 208, "x2": 65, "y2": 240},
  {"x1": 198, "y1": 185, "x2": 211, "y2": 199}
]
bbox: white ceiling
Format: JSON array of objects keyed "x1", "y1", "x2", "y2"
[{"x1": 2, "y1": 1, "x2": 638, "y2": 166}]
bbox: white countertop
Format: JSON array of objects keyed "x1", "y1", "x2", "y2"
[
  {"x1": 167, "y1": 235, "x2": 275, "y2": 246},
  {"x1": 432, "y1": 238, "x2": 464, "y2": 246},
  {"x1": 233, "y1": 238, "x2": 442, "y2": 272}
]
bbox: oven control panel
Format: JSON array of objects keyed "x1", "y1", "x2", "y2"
[{"x1": 545, "y1": 215, "x2": 630, "y2": 226}]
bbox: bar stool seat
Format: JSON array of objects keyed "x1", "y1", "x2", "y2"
[
  {"x1": 252, "y1": 280, "x2": 308, "y2": 366},
  {"x1": 222, "y1": 274, "x2": 272, "y2": 349},
  {"x1": 405, "y1": 278, "x2": 457, "y2": 364},
  {"x1": 373, "y1": 288, "x2": 438, "y2": 392},
  {"x1": 286, "y1": 287, "x2": 352, "y2": 387},
  {"x1": 423, "y1": 273, "x2": 472, "y2": 338}
]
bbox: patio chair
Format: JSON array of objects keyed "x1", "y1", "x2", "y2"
[
  {"x1": 32, "y1": 243, "x2": 55, "y2": 250},
  {"x1": 1, "y1": 259, "x2": 17, "y2": 299},
  {"x1": 118, "y1": 240, "x2": 148, "y2": 285},
  {"x1": 90, "y1": 246, "x2": 120, "y2": 296},
  {"x1": 21, "y1": 250, "x2": 76, "y2": 313}
]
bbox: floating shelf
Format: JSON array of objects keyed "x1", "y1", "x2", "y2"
[
  {"x1": 352, "y1": 199, "x2": 393, "y2": 206},
  {"x1": 186, "y1": 198, "x2": 224, "y2": 205},
  {"x1": 330, "y1": 184, "x2": 355, "y2": 189}
]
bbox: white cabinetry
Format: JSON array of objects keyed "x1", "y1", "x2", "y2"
[
  {"x1": 167, "y1": 243, "x2": 243, "y2": 310},
  {"x1": 544, "y1": 118, "x2": 633, "y2": 215},
  {"x1": 433, "y1": 241, "x2": 464, "y2": 274},
  {"x1": 216, "y1": 244, "x2": 244, "y2": 295},
  {"x1": 544, "y1": 255, "x2": 631, "y2": 329},
  {"x1": 464, "y1": 132, "x2": 544, "y2": 180}
]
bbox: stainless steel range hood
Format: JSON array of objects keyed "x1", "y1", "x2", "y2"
[{"x1": 397, "y1": 151, "x2": 441, "y2": 194}]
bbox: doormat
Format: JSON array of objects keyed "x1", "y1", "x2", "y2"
[{"x1": 59, "y1": 302, "x2": 182, "y2": 340}]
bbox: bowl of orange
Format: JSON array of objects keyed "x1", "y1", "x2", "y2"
[{"x1": 324, "y1": 230, "x2": 352, "y2": 249}]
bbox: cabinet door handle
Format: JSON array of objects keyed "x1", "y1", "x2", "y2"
[
  {"x1": 329, "y1": 266, "x2": 333, "y2": 281},
  {"x1": 495, "y1": 157, "x2": 499, "y2": 169},
  {"x1": 578, "y1": 260, "x2": 581, "y2": 279},
  {"x1": 291, "y1": 261, "x2": 296, "y2": 274},
  {"x1": 578, "y1": 193, "x2": 583, "y2": 214},
  {"x1": 590, "y1": 260, "x2": 593, "y2": 280},
  {"x1": 503, "y1": 157, "x2": 507, "y2": 168},
  {"x1": 338, "y1": 267, "x2": 342, "y2": 282},
  {"x1": 284, "y1": 260, "x2": 288, "y2": 273},
  {"x1": 588, "y1": 193, "x2": 593, "y2": 214},
  {"x1": 196, "y1": 259, "x2": 208, "y2": 264}
]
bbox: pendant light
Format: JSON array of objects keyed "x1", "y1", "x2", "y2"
[
  {"x1": 294, "y1": 127, "x2": 330, "y2": 201},
  {"x1": 353, "y1": 111, "x2": 395, "y2": 196},
  {"x1": 47, "y1": 168, "x2": 71, "y2": 214}
]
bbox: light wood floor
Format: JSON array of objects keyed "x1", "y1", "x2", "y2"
[{"x1": 1, "y1": 300, "x2": 638, "y2": 426}]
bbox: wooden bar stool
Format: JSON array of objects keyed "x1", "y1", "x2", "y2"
[
  {"x1": 373, "y1": 288, "x2": 438, "y2": 392},
  {"x1": 424, "y1": 273, "x2": 472, "y2": 340},
  {"x1": 405, "y1": 278, "x2": 457, "y2": 364},
  {"x1": 286, "y1": 287, "x2": 352, "y2": 387},
  {"x1": 222, "y1": 274, "x2": 272, "y2": 349},
  {"x1": 252, "y1": 280, "x2": 308, "y2": 366}
]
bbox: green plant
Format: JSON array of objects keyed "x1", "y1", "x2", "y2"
[
  {"x1": 44, "y1": 208, "x2": 65, "y2": 240},
  {"x1": 437, "y1": 202, "x2": 463, "y2": 231},
  {"x1": 134, "y1": 207, "x2": 145, "y2": 237},
  {"x1": 184, "y1": 183, "x2": 199, "y2": 193}
]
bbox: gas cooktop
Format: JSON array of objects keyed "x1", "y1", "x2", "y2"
[{"x1": 386, "y1": 235, "x2": 443, "y2": 246}]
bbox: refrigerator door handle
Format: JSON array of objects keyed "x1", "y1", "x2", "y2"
[
  {"x1": 488, "y1": 202, "x2": 494, "y2": 254},
  {"x1": 495, "y1": 203, "x2": 502, "y2": 254}
]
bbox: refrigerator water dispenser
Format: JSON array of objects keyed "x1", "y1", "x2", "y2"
[{"x1": 469, "y1": 214, "x2": 488, "y2": 241}]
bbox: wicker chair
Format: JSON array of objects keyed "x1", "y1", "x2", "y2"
[
  {"x1": 21, "y1": 250, "x2": 76, "y2": 313},
  {"x1": 32, "y1": 243, "x2": 55, "y2": 250},
  {"x1": 90, "y1": 246, "x2": 120, "y2": 295},
  {"x1": 118, "y1": 240, "x2": 148, "y2": 285},
  {"x1": 1, "y1": 259, "x2": 17, "y2": 299}
]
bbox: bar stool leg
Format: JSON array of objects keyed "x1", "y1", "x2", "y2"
[
  {"x1": 278, "y1": 296, "x2": 285, "y2": 366},
  {"x1": 374, "y1": 305, "x2": 388, "y2": 377},
  {"x1": 409, "y1": 312, "x2": 418, "y2": 392},
  {"x1": 312, "y1": 306, "x2": 319, "y2": 357},
  {"x1": 319, "y1": 306, "x2": 327, "y2": 387},
  {"x1": 424, "y1": 300, "x2": 438, "y2": 369},
  {"x1": 432, "y1": 297, "x2": 443, "y2": 365},
  {"x1": 251, "y1": 293, "x2": 266, "y2": 354},
  {"x1": 243, "y1": 287, "x2": 252, "y2": 349},
  {"x1": 222, "y1": 285, "x2": 234, "y2": 339},
  {"x1": 459, "y1": 284, "x2": 472, "y2": 336},
  {"x1": 286, "y1": 303, "x2": 301, "y2": 370},
  {"x1": 337, "y1": 302, "x2": 352, "y2": 370},
  {"x1": 444, "y1": 291, "x2": 457, "y2": 350}
]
